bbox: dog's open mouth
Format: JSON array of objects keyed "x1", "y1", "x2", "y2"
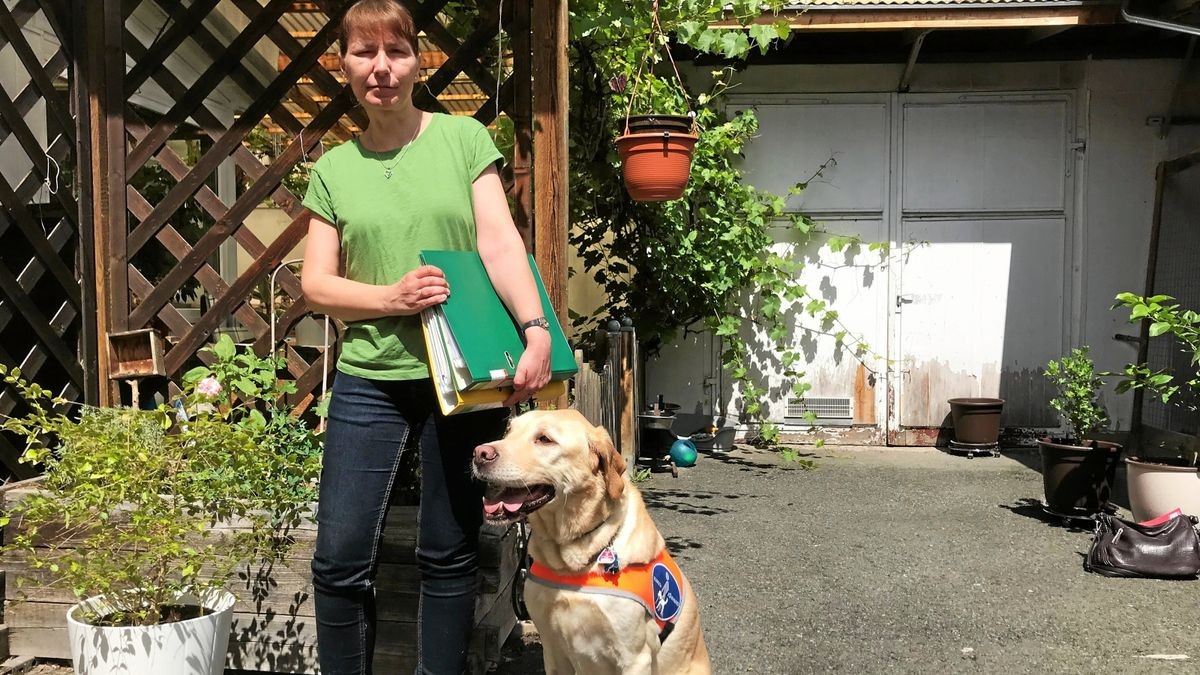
[{"x1": 482, "y1": 484, "x2": 555, "y2": 520}]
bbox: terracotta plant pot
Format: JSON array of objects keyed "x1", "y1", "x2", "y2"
[
  {"x1": 1125, "y1": 456, "x2": 1200, "y2": 521},
  {"x1": 1038, "y1": 437, "x2": 1123, "y2": 516},
  {"x1": 615, "y1": 130, "x2": 698, "y2": 202},
  {"x1": 947, "y1": 397, "x2": 1005, "y2": 444}
]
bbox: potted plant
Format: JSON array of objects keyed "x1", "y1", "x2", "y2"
[
  {"x1": 947, "y1": 397, "x2": 1005, "y2": 446},
  {"x1": 0, "y1": 335, "x2": 321, "y2": 675},
  {"x1": 1037, "y1": 346, "x2": 1123, "y2": 518},
  {"x1": 1112, "y1": 292, "x2": 1200, "y2": 520},
  {"x1": 613, "y1": 0, "x2": 698, "y2": 202}
]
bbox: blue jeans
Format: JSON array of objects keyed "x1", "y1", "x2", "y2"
[{"x1": 312, "y1": 372, "x2": 509, "y2": 674}]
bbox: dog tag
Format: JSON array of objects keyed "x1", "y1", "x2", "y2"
[{"x1": 597, "y1": 547, "x2": 619, "y2": 574}]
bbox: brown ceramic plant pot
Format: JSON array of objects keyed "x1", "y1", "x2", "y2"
[
  {"x1": 1038, "y1": 437, "x2": 1123, "y2": 517},
  {"x1": 947, "y1": 397, "x2": 1005, "y2": 444},
  {"x1": 615, "y1": 129, "x2": 698, "y2": 202}
]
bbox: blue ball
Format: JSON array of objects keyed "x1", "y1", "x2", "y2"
[{"x1": 669, "y1": 439, "x2": 698, "y2": 467}]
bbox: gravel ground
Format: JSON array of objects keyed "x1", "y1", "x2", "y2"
[
  {"x1": 17, "y1": 446, "x2": 1200, "y2": 674},
  {"x1": 495, "y1": 444, "x2": 1200, "y2": 674}
]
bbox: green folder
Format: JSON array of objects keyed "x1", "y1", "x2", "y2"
[{"x1": 419, "y1": 250, "x2": 577, "y2": 390}]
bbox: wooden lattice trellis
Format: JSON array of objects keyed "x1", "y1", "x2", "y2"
[
  {"x1": 85, "y1": 0, "x2": 554, "y2": 412},
  {"x1": 0, "y1": 0, "x2": 567, "y2": 473},
  {"x1": 0, "y1": 0, "x2": 87, "y2": 479}
]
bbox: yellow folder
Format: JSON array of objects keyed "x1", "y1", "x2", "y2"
[{"x1": 421, "y1": 302, "x2": 566, "y2": 416}]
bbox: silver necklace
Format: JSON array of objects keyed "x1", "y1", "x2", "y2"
[{"x1": 363, "y1": 116, "x2": 421, "y2": 179}]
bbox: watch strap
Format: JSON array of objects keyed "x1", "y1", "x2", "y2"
[{"x1": 520, "y1": 317, "x2": 550, "y2": 332}]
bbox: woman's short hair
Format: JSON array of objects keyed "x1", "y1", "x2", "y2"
[{"x1": 338, "y1": 0, "x2": 419, "y2": 55}]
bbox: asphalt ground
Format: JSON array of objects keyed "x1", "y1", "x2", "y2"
[{"x1": 495, "y1": 445, "x2": 1200, "y2": 674}]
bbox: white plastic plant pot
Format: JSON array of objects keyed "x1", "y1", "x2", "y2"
[
  {"x1": 66, "y1": 588, "x2": 235, "y2": 675},
  {"x1": 1126, "y1": 457, "x2": 1200, "y2": 522}
]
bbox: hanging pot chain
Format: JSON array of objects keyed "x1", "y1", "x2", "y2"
[{"x1": 622, "y1": 0, "x2": 697, "y2": 136}]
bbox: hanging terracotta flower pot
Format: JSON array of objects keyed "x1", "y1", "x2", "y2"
[
  {"x1": 616, "y1": 129, "x2": 698, "y2": 202},
  {"x1": 615, "y1": 0, "x2": 698, "y2": 203}
]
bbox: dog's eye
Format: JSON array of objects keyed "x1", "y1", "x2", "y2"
[{"x1": 535, "y1": 434, "x2": 554, "y2": 445}]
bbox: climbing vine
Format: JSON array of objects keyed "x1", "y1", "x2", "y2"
[{"x1": 568, "y1": 1, "x2": 889, "y2": 445}]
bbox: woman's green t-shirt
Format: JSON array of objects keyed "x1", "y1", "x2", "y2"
[{"x1": 302, "y1": 113, "x2": 503, "y2": 380}]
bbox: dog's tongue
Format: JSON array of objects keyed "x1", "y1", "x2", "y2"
[{"x1": 483, "y1": 487, "x2": 533, "y2": 515}]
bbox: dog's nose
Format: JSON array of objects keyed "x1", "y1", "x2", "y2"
[{"x1": 474, "y1": 444, "x2": 498, "y2": 464}]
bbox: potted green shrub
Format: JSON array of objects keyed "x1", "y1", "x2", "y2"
[
  {"x1": 1037, "y1": 346, "x2": 1123, "y2": 518},
  {"x1": 1113, "y1": 292, "x2": 1200, "y2": 520},
  {"x1": 0, "y1": 335, "x2": 321, "y2": 675}
]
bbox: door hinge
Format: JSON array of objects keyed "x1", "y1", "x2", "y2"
[{"x1": 1068, "y1": 140, "x2": 1086, "y2": 152}]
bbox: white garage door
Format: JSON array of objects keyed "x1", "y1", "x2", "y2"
[
  {"x1": 896, "y1": 97, "x2": 1071, "y2": 429},
  {"x1": 727, "y1": 93, "x2": 1073, "y2": 434}
]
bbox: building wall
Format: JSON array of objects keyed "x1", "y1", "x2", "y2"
[{"x1": 645, "y1": 59, "x2": 1189, "y2": 441}]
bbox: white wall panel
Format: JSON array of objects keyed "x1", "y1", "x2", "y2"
[
  {"x1": 897, "y1": 217, "x2": 1065, "y2": 428},
  {"x1": 902, "y1": 101, "x2": 1067, "y2": 212},
  {"x1": 728, "y1": 101, "x2": 889, "y2": 213}
]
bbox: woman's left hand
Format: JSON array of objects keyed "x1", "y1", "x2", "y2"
[{"x1": 505, "y1": 329, "x2": 552, "y2": 406}]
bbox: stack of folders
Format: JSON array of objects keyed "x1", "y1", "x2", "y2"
[{"x1": 419, "y1": 250, "x2": 577, "y2": 416}]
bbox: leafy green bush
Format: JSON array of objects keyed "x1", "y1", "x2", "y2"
[
  {"x1": 0, "y1": 335, "x2": 321, "y2": 626},
  {"x1": 1044, "y1": 346, "x2": 1109, "y2": 444},
  {"x1": 1112, "y1": 292, "x2": 1200, "y2": 409}
]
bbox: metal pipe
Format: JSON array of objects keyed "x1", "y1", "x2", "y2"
[
  {"x1": 1120, "y1": 0, "x2": 1200, "y2": 37},
  {"x1": 898, "y1": 29, "x2": 933, "y2": 93}
]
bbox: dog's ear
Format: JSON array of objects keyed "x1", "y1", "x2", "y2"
[{"x1": 587, "y1": 424, "x2": 626, "y2": 500}]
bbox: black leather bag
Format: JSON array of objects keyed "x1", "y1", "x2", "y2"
[{"x1": 1085, "y1": 513, "x2": 1200, "y2": 578}]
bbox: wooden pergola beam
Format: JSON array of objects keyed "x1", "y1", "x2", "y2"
[
  {"x1": 83, "y1": 0, "x2": 127, "y2": 405},
  {"x1": 532, "y1": 0, "x2": 568, "y2": 409},
  {"x1": 713, "y1": 4, "x2": 1123, "y2": 31},
  {"x1": 532, "y1": 0, "x2": 567, "y2": 321},
  {"x1": 510, "y1": 0, "x2": 533, "y2": 251}
]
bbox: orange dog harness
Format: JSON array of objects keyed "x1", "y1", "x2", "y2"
[{"x1": 527, "y1": 548, "x2": 685, "y2": 640}]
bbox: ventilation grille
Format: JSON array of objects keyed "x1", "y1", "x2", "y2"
[{"x1": 786, "y1": 397, "x2": 853, "y2": 425}]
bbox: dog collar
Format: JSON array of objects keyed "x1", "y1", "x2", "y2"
[{"x1": 527, "y1": 548, "x2": 685, "y2": 639}]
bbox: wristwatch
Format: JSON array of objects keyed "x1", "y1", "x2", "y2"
[{"x1": 520, "y1": 317, "x2": 550, "y2": 334}]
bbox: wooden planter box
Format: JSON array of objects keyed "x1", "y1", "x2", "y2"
[{"x1": 0, "y1": 481, "x2": 520, "y2": 674}]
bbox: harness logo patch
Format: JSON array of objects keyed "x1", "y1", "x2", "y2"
[{"x1": 651, "y1": 563, "x2": 682, "y2": 622}]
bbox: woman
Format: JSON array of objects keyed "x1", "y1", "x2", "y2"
[{"x1": 300, "y1": 1, "x2": 551, "y2": 673}]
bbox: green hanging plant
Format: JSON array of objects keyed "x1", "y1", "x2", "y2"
[{"x1": 568, "y1": 1, "x2": 894, "y2": 449}]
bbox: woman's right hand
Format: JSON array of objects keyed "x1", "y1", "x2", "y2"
[{"x1": 383, "y1": 265, "x2": 449, "y2": 315}]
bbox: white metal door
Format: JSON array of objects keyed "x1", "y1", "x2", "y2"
[
  {"x1": 891, "y1": 95, "x2": 1073, "y2": 433},
  {"x1": 727, "y1": 96, "x2": 890, "y2": 427}
]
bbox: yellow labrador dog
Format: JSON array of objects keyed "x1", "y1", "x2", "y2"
[{"x1": 472, "y1": 409, "x2": 710, "y2": 675}]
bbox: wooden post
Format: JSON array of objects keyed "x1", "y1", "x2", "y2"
[
  {"x1": 70, "y1": 0, "x2": 98, "y2": 405},
  {"x1": 532, "y1": 0, "x2": 568, "y2": 408},
  {"x1": 618, "y1": 325, "x2": 637, "y2": 470},
  {"x1": 1131, "y1": 160, "x2": 1167, "y2": 435},
  {"x1": 84, "y1": 0, "x2": 128, "y2": 405},
  {"x1": 510, "y1": 0, "x2": 533, "y2": 252}
]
